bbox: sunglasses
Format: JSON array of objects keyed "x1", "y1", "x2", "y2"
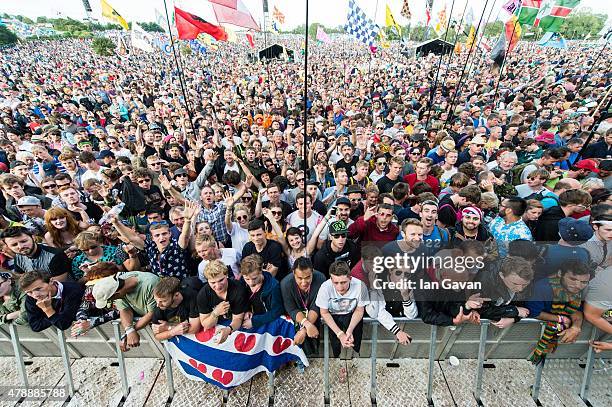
[
  {"x1": 242, "y1": 196, "x2": 253, "y2": 200},
  {"x1": 296, "y1": 178, "x2": 305, "y2": 182},
  {"x1": 43, "y1": 184, "x2": 57, "y2": 188},
  {"x1": 331, "y1": 233, "x2": 347, "y2": 239},
  {"x1": 376, "y1": 161, "x2": 386, "y2": 165},
  {"x1": 410, "y1": 152, "x2": 420, "y2": 155},
  {"x1": 138, "y1": 179, "x2": 151, "y2": 183},
  {"x1": 475, "y1": 144, "x2": 485, "y2": 148},
  {"x1": 376, "y1": 127, "x2": 384, "y2": 130},
  {"x1": 150, "y1": 220, "x2": 169, "y2": 226},
  {"x1": 175, "y1": 174, "x2": 188, "y2": 178},
  {"x1": 150, "y1": 162, "x2": 162, "y2": 166},
  {"x1": 271, "y1": 211, "x2": 282, "y2": 216},
  {"x1": 236, "y1": 215, "x2": 248, "y2": 221},
  {"x1": 394, "y1": 270, "x2": 411, "y2": 278}
]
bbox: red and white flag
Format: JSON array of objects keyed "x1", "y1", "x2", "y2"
[
  {"x1": 208, "y1": 0, "x2": 260, "y2": 31},
  {"x1": 246, "y1": 33, "x2": 255, "y2": 48}
]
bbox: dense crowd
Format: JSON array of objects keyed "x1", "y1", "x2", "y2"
[{"x1": 0, "y1": 34, "x2": 610, "y2": 381}]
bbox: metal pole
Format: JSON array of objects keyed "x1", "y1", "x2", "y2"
[
  {"x1": 531, "y1": 357, "x2": 544, "y2": 402},
  {"x1": 491, "y1": 6, "x2": 522, "y2": 107},
  {"x1": 424, "y1": 0, "x2": 458, "y2": 130},
  {"x1": 579, "y1": 327, "x2": 598, "y2": 402},
  {"x1": 474, "y1": 320, "x2": 489, "y2": 404},
  {"x1": 323, "y1": 324, "x2": 330, "y2": 404},
  {"x1": 163, "y1": 346, "x2": 175, "y2": 401},
  {"x1": 302, "y1": 0, "x2": 309, "y2": 238},
  {"x1": 112, "y1": 321, "x2": 130, "y2": 400},
  {"x1": 267, "y1": 371, "x2": 275, "y2": 404},
  {"x1": 426, "y1": 324, "x2": 437, "y2": 406},
  {"x1": 9, "y1": 323, "x2": 28, "y2": 387},
  {"x1": 370, "y1": 321, "x2": 378, "y2": 404},
  {"x1": 440, "y1": 1, "x2": 468, "y2": 87},
  {"x1": 56, "y1": 328, "x2": 75, "y2": 398},
  {"x1": 575, "y1": 85, "x2": 612, "y2": 162},
  {"x1": 162, "y1": 0, "x2": 196, "y2": 132}
]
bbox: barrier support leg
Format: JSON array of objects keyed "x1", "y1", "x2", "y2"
[
  {"x1": 473, "y1": 321, "x2": 489, "y2": 405},
  {"x1": 112, "y1": 321, "x2": 130, "y2": 400},
  {"x1": 531, "y1": 358, "x2": 544, "y2": 402},
  {"x1": 324, "y1": 324, "x2": 330, "y2": 405},
  {"x1": 426, "y1": 324, "x2": 438, "y2": 406},
  {"x1": 163, "y1": 346, "x2": 175, "y2": 402},
  {"x1": 56, "y1": 328, "x2": 75, "y2": 398},
  {"x1": 8, "y1": 323, "x2": 28, "y2": 387},
  {"x1": 579, "y1": 327, "x2": 598, "y2": 403},
  {"x1": 267, "y1": 371, "x2": 275, "y2": 405},
  {"x1": 370, "y1": 321, "x2": 378, "y2": 404}
]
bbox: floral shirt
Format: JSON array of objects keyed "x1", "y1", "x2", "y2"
[
  {"x1": 72, "y1": 245, "x2": 128, "y2": 280},
  {"x1": 488, "y1": 216, "x2": 533, "y2": 256}
]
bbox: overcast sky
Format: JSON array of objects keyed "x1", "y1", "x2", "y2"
[{"x1": 2, "y1": 0, "x2": 610, "y2": 30}]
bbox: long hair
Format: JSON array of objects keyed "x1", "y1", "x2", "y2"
[{"x1": 44, "y1": 207, "x2": 83, "y2": 248}]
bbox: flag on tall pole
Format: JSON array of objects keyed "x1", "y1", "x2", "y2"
[
  {"x1": 400, "y1": 0, "x2": 411, "y2": 19},
  {"x1": 425, "y1": 0, "x2": 434, "y2": 26},
  {"x1": 385, "y1": 4, "x2": 402, "y2": 37},
  {"x1": 344, "y1": 0, "x2": 380, "y2": 46},
  {"x1": 208, "y1": 0, "x2": 260, "y2": 31},
  {"x1": 502, "y1": 0, "x2": 522, "y2": 15},
  {"x1": 518, "y1": 0, "x2": 543, "y2": 25},
  {"x1": 435, "y1": 4, "x2": 447, "y2": 34},
  {"x1": 174, "y1": 6, "x2": 228, "y2": 41},
  {"x1": 316, "y1": 25, "x2": 332, "y2": 44},
  {"x1": 490, "y1": 14, "x2": 522, "y2": 67},
  {"x1": 538, "y1": 31, "x2": 567, "y2": 48},
  {"x1": 537, "y1": 0, "x2": 581, "y2": 32},
  {"x1": 245, "y1": 33, "x2": 255, "y2": 48},
  {"x1": 100, "y1": 0, "x2": 128, "y2": 30},
  {"x1": 272, "y1": 5, "x2": 285, "y2": 24}
]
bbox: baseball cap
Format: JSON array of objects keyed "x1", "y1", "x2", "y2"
[
  {"x1": 287, "y1": 146, "x2": 296, "y2": 152},
  {"x1": 535, "y1": 132, "x2": 556, "y2": 145},
  {"x1": 16, "y1": 196, "x2": 41, "y2": 206},
  {"x1": 305, "y1": 180, "x2": 320, "y2": 187},
  {"x1": 329, "y1": 220, "x2": 348, "y2": 236},
  {"x1": 10, "y1": 160, "x2": 27, "y2": 169},
  {"x1": 393, "y1": 116, "x2": 403, "y2": 124},
  {"x1": 336, "y1": 197, "x2": 351, "y2": 206},
  {"x1": 97, "y1": 150, "x2": 115, "y2": 159},
  {"x1": 558, "y1": 217, "x2": 593, "y2": 245},
  {"x1": 574, "y1": 159, "x2": 599, "y2": 174},
  {"x1": 599, "y1": 160, "x2": 612, "y2": 172},
  {"x1": 174, "y1": 168, "x2": 188, "y2": 177},
  {"x1": 30, "y1": 134, "x2": 46, "y2": 143},
  {"x1": 92, "y1": 276, "x2": 120, "y2": 309}
]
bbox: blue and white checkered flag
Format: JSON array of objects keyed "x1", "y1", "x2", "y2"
[{"x1": 345, "y1": 0, "x2": 379, "y2": 46}]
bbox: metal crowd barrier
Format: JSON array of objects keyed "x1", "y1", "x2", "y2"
[{"x1": 1, "y1": 317, "x2": 610, "y2": 405}]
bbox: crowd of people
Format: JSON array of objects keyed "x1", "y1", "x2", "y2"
[{"x1": 0, "y1": 33, "x2": 610, "y2": 384}]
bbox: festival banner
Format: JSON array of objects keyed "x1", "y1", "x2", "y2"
[
  {"x1": 209, "y1": 0, "x2": 260, "y2": 31},
  {"x1": 316, "y1": 26, "x2": 332, "y2": 44},
  {"x1": 538, "y1": 31, "x2": 567, "y2": 48},
  {"x1": 400, "y1": 0, "x2": 412, "y2": 19},
  {"x1": 131, "y1": 22, "x2": 154, "y2": 52},
  {"x1": 164, "y1": 317, "x2": 308, "y2": 390}
]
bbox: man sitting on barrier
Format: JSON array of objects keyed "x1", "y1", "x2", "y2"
[
  {"x1": 316, "y1": 260, "x2": 369, "y2": 381},
  {"x1": 473, "y1": 256, "x2": 533, "y2": 329},
  {"x1": 0, "y1": 271, "x2": 28, "y2": 325},
  {"x1": 92, "y1": 271, "x2": 160, "y2": 351},
  {"x1": 20, "y1": 270, "x2": 84, "y2": 332},
  {"x1": 281, "y1": 257, "x2": 325, "y2": 370},
  {"x1": 239, "y1": 254, "x2": 283, "y2": 329},
  {"x1": 526, "y1": 260, "x2": 593, "y2": 364},
  {"x1": 151, "y1": 276, "x2": 203, "y2": 341},
  {"x1": 197, "y1": 259, "x2": 248, "y2": 345}
]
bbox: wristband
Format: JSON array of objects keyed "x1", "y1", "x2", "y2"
[
  {"x1": 336, "y1": 330, "x2": 344, "y2": 338},
  {"x1": 125, "y1": 327, "x2": 136, "y2": 336}
]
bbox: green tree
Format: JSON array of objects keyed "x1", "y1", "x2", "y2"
[
  {"x1": 484, "y1": 21, "x2": 503, "y2": 38},
  {"x1": 0, "y1": 25, "x2": 18, "y2": 46},
  {"x1": 558, "y1": 10, "x2": 606, "y2": 39},
  {"x1": 91, "y1": 37, "x2": 116, "y2": 56},
  {"x1": 36, "y1": 16, "x2": 48, "y2": 24},
  {"x1": 15, "y1": 15, "x2": 34, "y2": 24},
  {"x1": 140, "y1": 22, "x2": 165, "y2": 32}
]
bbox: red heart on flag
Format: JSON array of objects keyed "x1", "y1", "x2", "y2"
[
  {"x1": 188, "y1": 358, "x2": 207, "y2": 374},
  {"x1": 195, "y1": 326, "x2": 216, "y2": 342},
  {"x1": 272, "y1": 336, "x2": 292, "y2": 354},
  {"x1": 212, "y1": 368, "x2": 233, "y2": 385},
  {"x1": 234, "y1": 333, "x2": 256, "y2": 353}
]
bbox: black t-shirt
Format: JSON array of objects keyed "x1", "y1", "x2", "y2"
[
  {"x1": 242, "y1": 239, "x2": 286, "y2": 279},
  {"x1": 152, "y1": 287, "x2": 199, "y2": 324},
  {"x1": 376, "y1": 176, "x2": 399, "y2": 194},
  {"x1": 312, "y1": 239, "x2": 360, "y2": 277},
  {"x1": 14, "y1": 244, "x2": 72, "y2": 278},
  {"x1": 335, "y1": 156, "x2": 359, "y2": 176},
  {"x1": 196, "y1": 279, "x2": 249, "y2": 319},
  {"x1": 69, "y1": 201, "x2": 104, "y2": 223},
  {"x1": 142, "y1": 185, "x2": 166, "y2": 211}
]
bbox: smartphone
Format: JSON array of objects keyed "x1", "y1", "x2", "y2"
[{"x1": 330, "y1": 207, "x2": 337, "y2": 216}]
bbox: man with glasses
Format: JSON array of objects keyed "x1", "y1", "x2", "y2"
[
  {"x1": 370, "y1": 155, "x2": 387, "y2": 183},
  {"x1": 535, "y1": 189, "x2": 592, "y2": 241},
  {"x1": 457, "y1": 135, "x2": 486, "y2": 166},
  {"x1": 317, "y1": 197, "x2": 354, "y2": 249},
  {"x1": 313, "y1": 221, "x2": 360, "y2": 277}
]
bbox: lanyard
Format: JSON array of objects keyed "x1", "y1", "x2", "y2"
[{"x1": 295, "y1": 280, "x2": 310, "y2": 312}]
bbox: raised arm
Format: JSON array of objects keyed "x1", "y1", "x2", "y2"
[
  {"x1": 307, "y1": 211, "x2": 330, "y2": 255},
  {"x1": 263, "y1": 208, "x2": 289, "y2": 255},
  {"x1": 110, "y1": 215, "x2": 146, "y2": 250},
  {"x1": 179, "y1": 201, "x2": 199, "y2": 250}
]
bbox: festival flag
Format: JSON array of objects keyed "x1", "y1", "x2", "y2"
[
  {"x1": 518, "y1": 0, "x2": 543, "y2": 25},
  {"x1": 435, "y1": 4, "x2": 447, "y2": 34},
  {"x1": 466, "y1": 26, "x2": 476, "y2": 47},
  {"x1": 400, "y1": 0, "x2": 411, "y2": 19},
  {"x1": 174, "y1": 6, "x2": 228, "y2": 41},
  {"x1": 131, "y1": 22, "x2": 154, "y2": 52},
  {"x1": 385, "y1": 4, "x2": 402, "y2": 37},
  {"x1": 100, "y1": 0, "x2": 128, "y2": 30},
  {"x1": 209, "y1": 0, "x2": 260, "y2": 31},
  {"x1": 155, "y1": 9, "x2": 168, "y2": 33},
  {"x1": 537, "y1": 0, "x2": 581, "y2": 32},
  {"x1": 502, "y1": 0, "x2": 522, "y2": 15},
  {"x1": 225, "y1": 26, "x2": 238, "y2": 42},
  {"x1": 538, "y1": 31, "x2": 567, "y2": 48},
  {"x1": 345, "y1": 0, "x2": 380, "y2": 46},
  {"x1": 463, "y1": 7, "x2": 474, "y2": 34},
  {"x1": 245, "y1": 32, "x2": 255, "y2": 48},
  {"x1": 268, "y1": 20, "x2": 280, "y2": 34},
  {"x1": 379, "y1": 28, "x2": 391, "y2": 48},
  {"x1": 490, "y1": 14, "x2": 522, "y2": 67},
  {"x1": 425, "y1": 0, "x2": 434, "y2": 26},
  {"x1": 316, "y1": 25, "x2": 332, "y2": 44},
  {"x1": 273, "y1": 5, "x2": 285, "y2": 24}
]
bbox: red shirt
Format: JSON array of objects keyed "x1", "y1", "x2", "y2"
[
  {"x1": 404, "y1": 173, "x2": 440, "y2": 196},
  {"x1": 348, "y1": 215, "x2": 399, "y2": 242}
]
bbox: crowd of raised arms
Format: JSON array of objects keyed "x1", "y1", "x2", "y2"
[{"x1": 0, "y1": 35, "x2": 610, "y2": 380}]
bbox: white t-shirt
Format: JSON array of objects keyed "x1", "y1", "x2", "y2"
[
  {"x1": 198, "y1": 248, "x2": 240, "y2": 282},
  {"x1": 229, "y1": 222, "x2": 249, "y2": 256},
  {"x1": 286, "y1": 211, "x2": 323, "y2": 242},
  {"x1": 315, "y1": 277, "x2": 369, "y2": 315},
  {"x1": 81, "y1": 167, "x2": 106, "y2": 184}
]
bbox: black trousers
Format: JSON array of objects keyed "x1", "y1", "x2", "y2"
[{"x1": 329, "y1": 313, "x2": 364, "y2": 358}]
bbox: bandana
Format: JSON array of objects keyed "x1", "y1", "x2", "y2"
[{"x1": 461, "y1": 206, "x2": 482, "y2": 220}]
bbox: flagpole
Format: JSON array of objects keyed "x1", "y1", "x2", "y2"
[
  {"x1": 491, "y1": 12, "x2": 521, "y2": 108},
  {"x1": 574, "y1": 84, "x2": 612, "y2": 164},
  {"x1": 443, "y1": 0, "x2": 491, "y2": 128},
  {"x1": 262, "y1": 0, "x2": 273, "y2": 100},
  {"x1": 424, "y1": 0, "x2": 457, "y2": 130},
  {"x1": 162, "y1": 0, "x2": 196, "y2": 132},
  {"x1": 302, "y1": 0, "x2": 309, "y2": 237},
  {"x1": 471, "y1": 0, "x2": 503, "y2": 74},
  {"x1": 439, "y1": 1, "x2": 468, "y2": 88}
]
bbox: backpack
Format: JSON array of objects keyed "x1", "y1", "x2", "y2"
[
  {"x1": 439, "y1": 203, "x2": 462, "y2": 223},
  {"x1": 510, "y1": 163, "x2": 532, "y2": 186}
]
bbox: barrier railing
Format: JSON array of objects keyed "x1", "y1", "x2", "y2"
[{"x1": 1, "y1": 317, "x2": 610, "y2": 405}]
